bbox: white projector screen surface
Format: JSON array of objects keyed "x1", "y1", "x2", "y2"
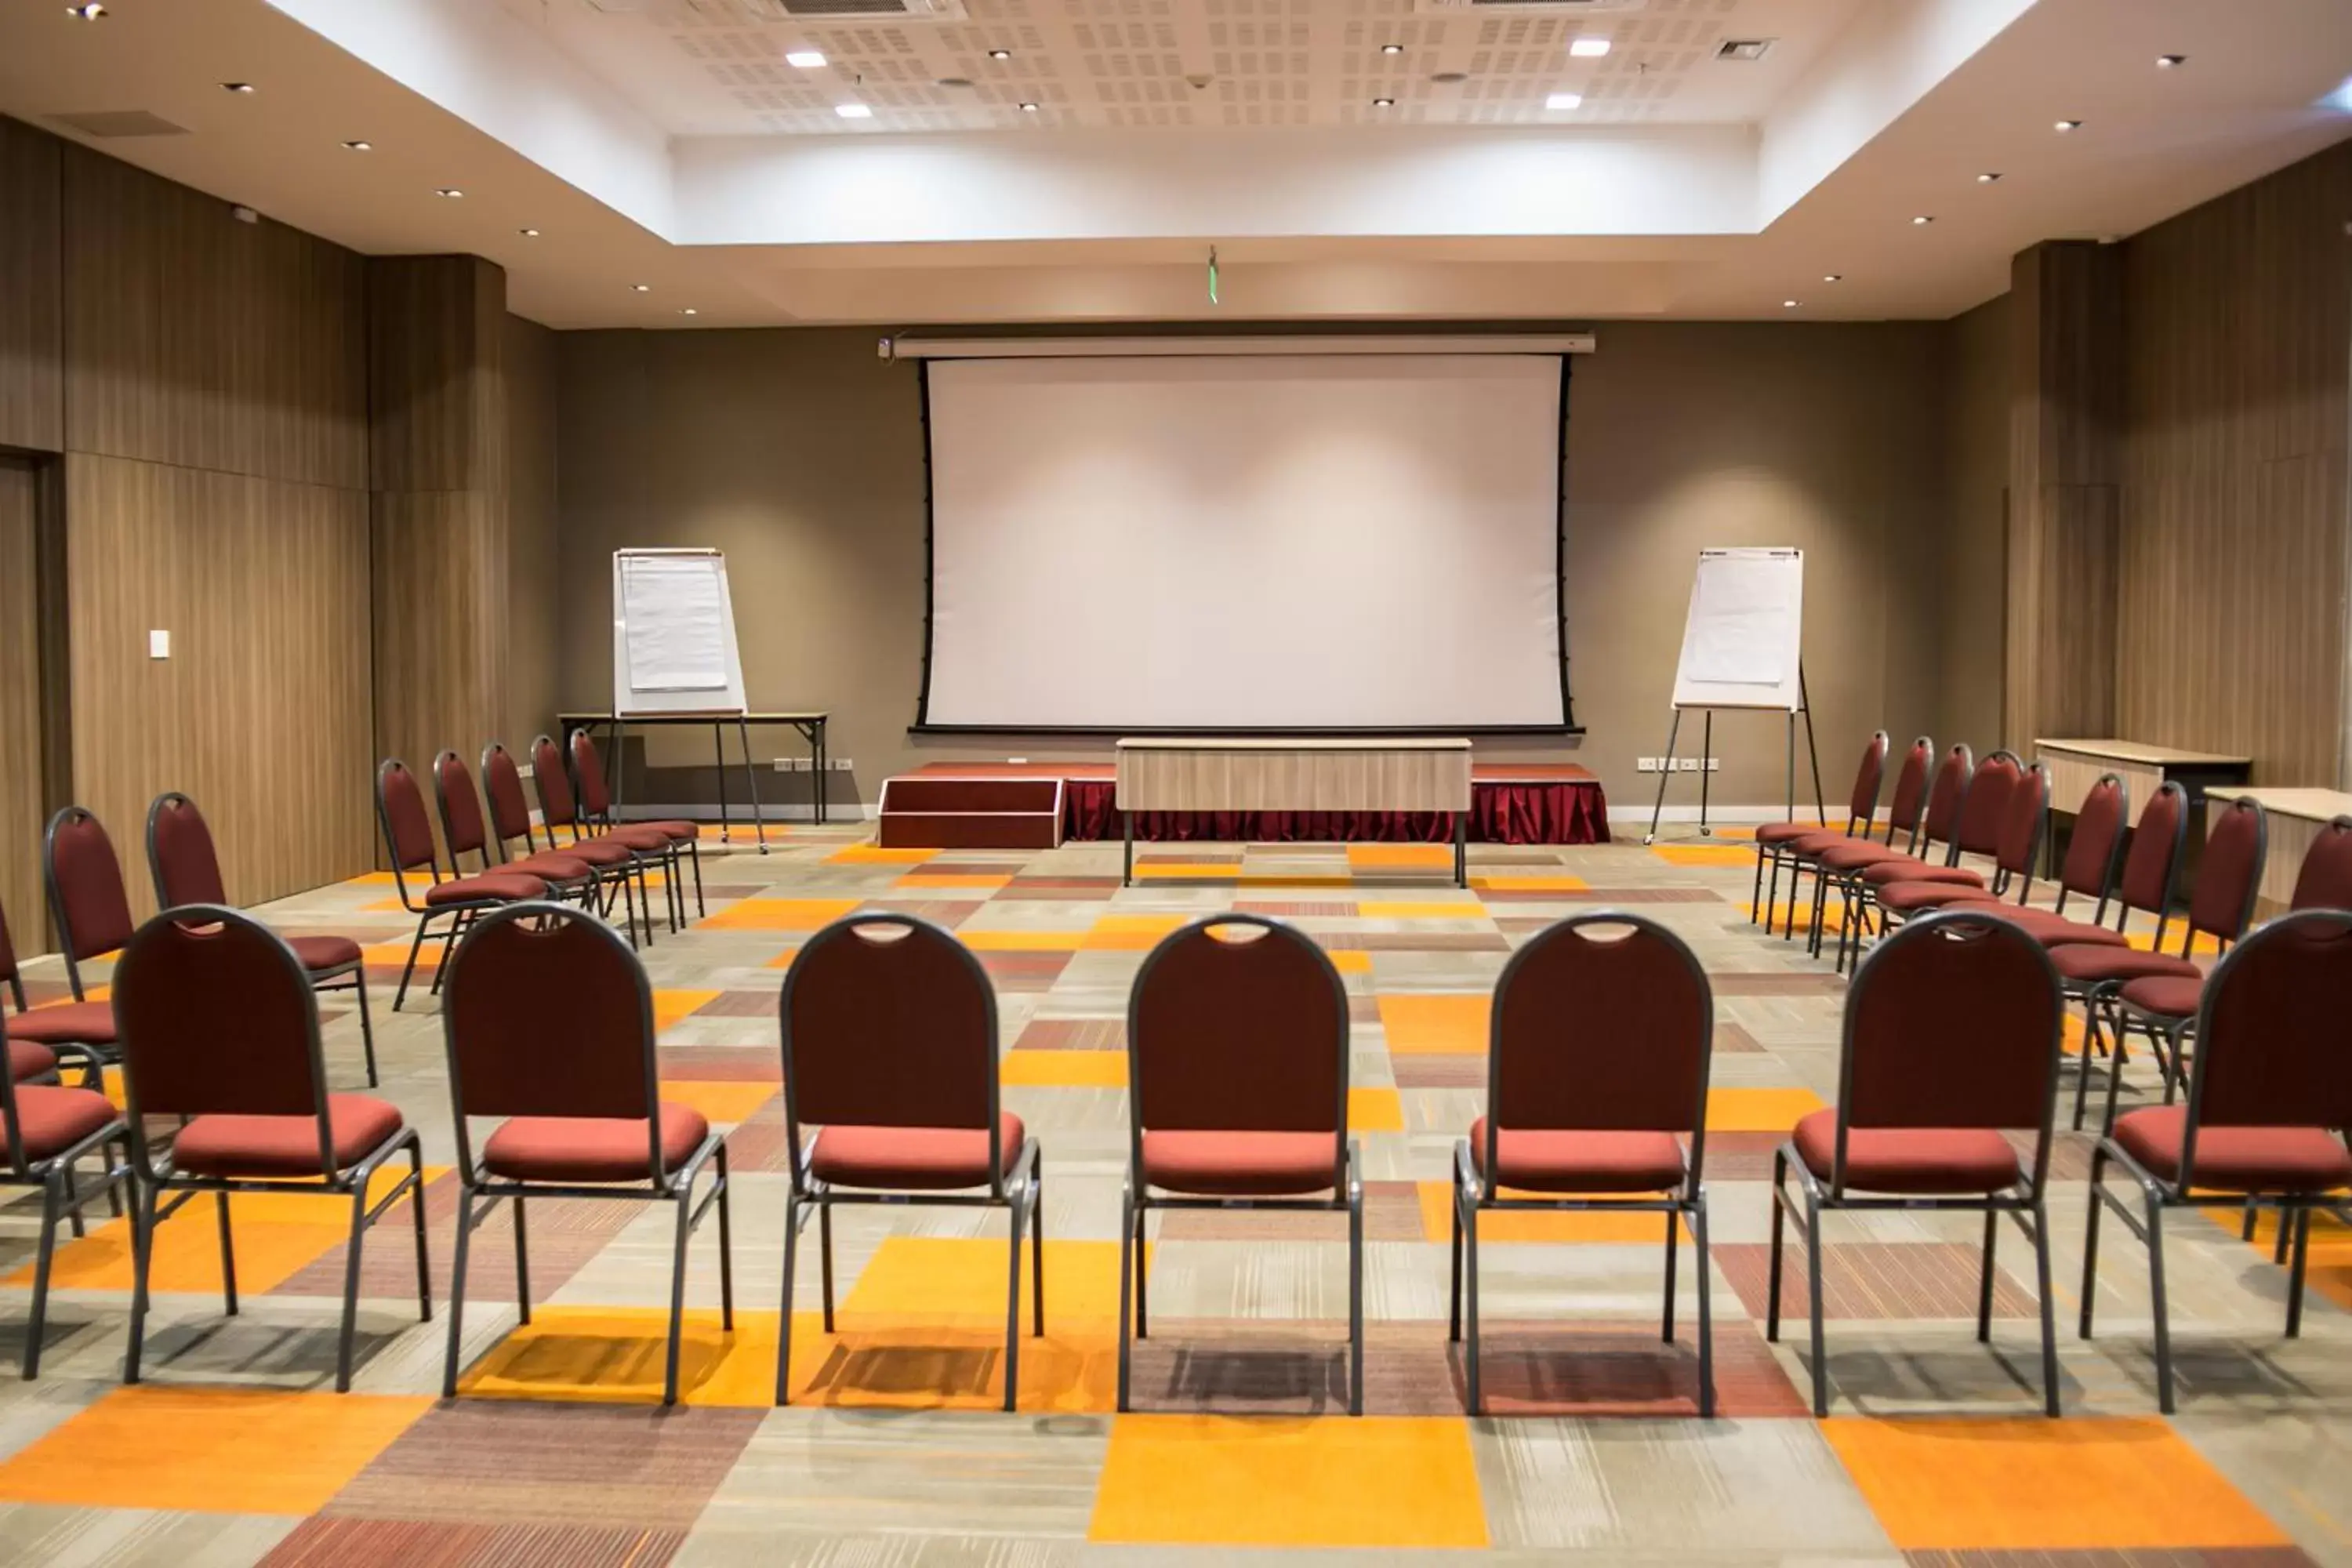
[{"x1": 921, "y1": 354, "x2": 1567, "y2": 730}]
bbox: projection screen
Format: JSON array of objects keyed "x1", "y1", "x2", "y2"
[{"x1": 918, "y1": 353, "x2": 1570, "y2": 731}]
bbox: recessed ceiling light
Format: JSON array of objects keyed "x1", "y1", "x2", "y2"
[
  {"x1": 64, "y1": 3, "x2": 105, "y2": 18},
  {"x1": 1976, "y1": 171, "x2": 2003, "y2": 183},
  {"x1": 1570, "y1": 38, "x2": 1611, "y2": 58},
  {"x1": 1431, "y1": 71, "x2": 1468, "y2": 85},
  {"x1": 342, "y1": 139, "x2": 372, "y2": 151},
  {"x1": 518, "y1": 227, "x2": 539, "y2": 237},
  {"x1": 2054, "y1": 118, "x2": 2082, "y2": 132},
  {"x1": 1019, "y1": 101, "x2": 1039, "y2": 112},
  {"x1": 1822, "y1": 274, "x2": 1842, "y2": 283},
  {"x1": 221, "y1": 82, "x2": 256, "y2": 94},
  {"x1": 1911, "y1": 214, "x2": 1934, "y2": 225},
  {"x1": 989, "y1": 48, "x2": 1011, "y2": 60},
  {"x1": 835, "y1": 103, "x2": 872, "y2": 118},
  {"x1": 2157, "y1": 54, "x2": 2185, "y2": 69},
  {"x1": 680, "y1": 308, "x2": 698, "y2": 316},
  {"x1": 1783, "y1": 299, "x2": 1800, "y2": 309},
  {"x1": 631, "y1": 283, "x2": 651, "y2": 292},
  {"x1": 1381, "y1": 43, "x2": 1403, "y2": 56},
  {"x1": 1372, "y1": 96, "x2": 1395, "y2": 107},
  {"x1": 434, "y1": 187, "x2": 463, "y2": 198},
  {"x1": 786, "y1": 50, "x2": 826, "y2": 68},
  {"x1": 1545, "y1": 92, "x2": 1583, "y2": 111}
]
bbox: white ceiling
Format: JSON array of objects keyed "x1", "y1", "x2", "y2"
[
  {"x1": 485, "y1": 0, "x2": 1865, "y2": 134},
  {"x1": 0, "y1": 0, "x2": 2347, "y2": 328}
]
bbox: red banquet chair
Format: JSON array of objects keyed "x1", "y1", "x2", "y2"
[
  {"x1": 1769, "y1": 909, "x2": 2067, "y2": 1417},
  {"x1": 33, "y1": 806, "x2": 145, "y2": 1073},
  {"x1": 1755, "y1": 730, "x2": 1886, "y2": 935},
  {"x1": 480, "y1": 742, "x2": 648, "y2": 946},
  {"x1": 439, "y1": 902, "x2": 733, "y2": 1406},
  {"x1": 114, "y1": 906, "x2": 429, "y2": 1392},
  {"x1": 430, "y1": 750, "x2": 622, "y2": 939},
  {"x1": 375, "y1": 760, "x2": 548, "y2": 1010},
  {"x1": 2115, "y1": 815, "x2": 2352, "y2": 1134},
  {"x1": 1122, "y1": 915, "x2": 1361, "y2": 1414},
  {"x1": 2082, "y1": 909, "x2": 2352, "y2": 1414},
  {"x1": 2053, "y1": 797, "x2": 2265, "y2": 1134},
  {"x1": 1871, "y1": 763, "x2": 2051, "y2": 933},
  {"x1": 147, "y1": 792, "x2": 379, "y2": 1087},
  {"x1": 1451, "y1": 913, "x2": 1716, "y2": 1417},
  {"x1": 1788, "y1": 735, "x2": 1933, "y2": 954},
  {"x1": 1823, "y1": 743, "x2": 1973, "y2": 971},
  {"x1": 569, "y1": 728, "x2": 706, "y2": 920},
  {"x1": 775, "y1": 913, "x2": 1041, "y2": 1410},
  {"x1": 1, "y1": 895, "x2": 111, "y2": 1088},
  {"x1": 0, "y1": 995, "x2": 131, "y2": 1377},
  {"x1": 530, "y1": 735, "x2": 672, "y2": 937}
]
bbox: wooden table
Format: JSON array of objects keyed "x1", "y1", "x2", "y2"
[
  {"x1": 2034, "y1": 739, "x2": 2253, "y2": 891},
  {"x1": 1114, "y1": 737, "x2": 1475, "y2": 886},
  {"x1": 560, "y1": 710, "x2": 832, "y2": 853},
  {"x1": 2205, "y1": 786, "x2": 2352, "y2": 910}
]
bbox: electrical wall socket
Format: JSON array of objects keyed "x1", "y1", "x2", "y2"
[
  {"x1": 1636, "y1": 757, "x2": 1662, "y2": 772},
  {"x1": 828, "y1": 757, "x2": 852, "y2": 771}
]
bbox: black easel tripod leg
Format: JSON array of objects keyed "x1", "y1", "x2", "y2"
[{"x1": 1644, "y1": 710, "x2": 1684, "y2": 846}]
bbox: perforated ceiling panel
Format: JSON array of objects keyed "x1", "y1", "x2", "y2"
[{"x1": 499, "y1": 0, "x2": 1862, "y2": 135}]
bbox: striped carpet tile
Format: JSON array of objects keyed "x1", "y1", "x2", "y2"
[{"x1": 1715, "y1": 1241, "x2": 2042, "y2": 1321}]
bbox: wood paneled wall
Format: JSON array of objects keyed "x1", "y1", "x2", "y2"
[
  {"x1": 0, "y1": 119, "x2": 61, "y2": 454},
  {"x1": 2116, "y1": 141, "x2": 2352, "y2": 786},
  {"x1": 369, "y1": 257, "x2": 514, "y2": 800},
  {"x1": 2005, "y1": 241, "x2": 2124, "y2": 751},
  {"x1": 0, "y1": 459, "x2": 44, "y2": 935},
  {"x1": 505, "y1": 314, "x2": 561, "y2": 747}
]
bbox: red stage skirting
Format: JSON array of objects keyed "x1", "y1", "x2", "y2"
[{"x1": 906, "y1": 762, "x2": 1609, "y2": 846}]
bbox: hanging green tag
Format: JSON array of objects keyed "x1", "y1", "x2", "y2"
[{"x1": 1207, "y1": 246, "x2": 1218, "y2": 306}]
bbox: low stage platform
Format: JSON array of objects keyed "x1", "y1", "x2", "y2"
[{"x1": 884, "y1": 760, "x2": 1608, "y2": 848}]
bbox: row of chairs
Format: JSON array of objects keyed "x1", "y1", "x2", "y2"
[
  {"x1": 7, "y1": 889, "x2": 2344, "y2": 1417},
  {"x1": 372, "y1": 731, "x2": 706, "y2": 1010}
]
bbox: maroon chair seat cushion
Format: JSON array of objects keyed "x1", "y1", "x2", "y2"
[
  {"x1": 2048, "y1": 945, "x2": 2201, "y2": 985},
  {"x1": 1818, "y1": 842, "x2": 1914, "y2": 872},
  {"x1": 1980, "y1": 909, "x2": 2132, "y2": 949},
  {"x1": 2112, "y1": 1106, "x2": 2352, "y2": 1194},
  {"x1": 424, "y1": 873, "x2": 548, "y2": 908},
  {"x1": 5, "y1": 1038, "x2": 60, "y2": 1081},
  {"x1": 643, "y1": 820, "x2": 701, "y2": 841},
  {"x1": 483, "y1": 1102, "x2": 711, "y2": 1183},
  {"x1": 1864, "y1": 861, "x2": 1980, "y2": 888},
  {"x1": 1142, "y1": 1129, "x2": 1338, "y2": 1196},
  {"x1": 507, "y1": 851, "x2": 591, "y2": 884},
  {"x1": 172, "y1": 1093, "x2": 405, "y2": 1177},
  {"x1": 288, "y1": 935, "x2": 364, "y2": 971},
  {"x1": 1467, "y1": 1119, "x2": 1686, "y2": 1192},
  {"x1": 1792, "y1": 1109, "x2": 2023, "y2": 1195},
  {"x1": 599, "y1": 826, "x2": 676, "y2": 855},
  {"x1": 810, "y1": 1112, "x2": 1026, "y2": 1190},
  {"x1": 1877, "y1": 882, "x2": 2004, "y2": 913},
  {"x1": 2118, "y1": 975, "x2": 2205, "y2": 1020},
  {"x1": 1755, "y1": 822, "x2": 1824, "y2": 845},
  {"x1": 4, "y1": 1001, "x2": 117, "y2": 1047},
  {"x1": 554, "y1": 839, "x2": 635, "y2": 869},
  {"x1": 3, "y1": 1085, "x2": 119, "y2": 1162}
]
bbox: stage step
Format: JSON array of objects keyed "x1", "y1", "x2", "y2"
[{"x1": 877, "y1": 775, "x2": 1065, "y2": 850}]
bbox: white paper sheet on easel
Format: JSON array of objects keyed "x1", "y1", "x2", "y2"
[
  {"x1": 621, "y1": 556, "x2": 729, "y2": 691},
  {"x1": 1685, "y1": 556, "x2": 1789, "y2": 685}
]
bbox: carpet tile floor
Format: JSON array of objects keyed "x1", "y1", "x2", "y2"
[{"x1": 0, "y1": 826, "x2": 2346, "y2": 1566}]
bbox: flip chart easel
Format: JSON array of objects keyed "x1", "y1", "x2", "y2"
[{"x1": 608, "y1": 547, "x2": 768, "y2": 851}]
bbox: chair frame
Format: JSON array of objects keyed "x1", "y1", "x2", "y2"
[
  {"x1": 532, "y1": 735, "x2": 671, "y2": 939},
  {"x1": 1757, "y1": 731, "x2": 1886, "y2": 937},
  {"x1": 117, "y1": 906, "x2": 430, "y2": 1392},
  {"x1": 1829, "y1": 743, "x2": 1975, "y2": 973},
  {"x1": 1118, "y1": 914, "x2": 1363, "y2": 1415},
  {"x1": 774, "y1": 913, "x2": 1042, "y2": 1411},
  {"x1": 1768, "y1": 909, "x2": 2067, "y2": 1418},
  {"x1": 145, "y1": 791, "x2": 379, "y2": 1088},
  {"x1": 438, "y1": 902, "x2": 734, "y2": 1406},
  {"x1": 1449, "y1": 912, "x2": 1717, "y2": 1417},
  {"x1": 432, "y1": 750, "x2": 633, "y2": 946},
  {"x1": 376, "y1": 760, "x2": 542, "y2": 1011},
  {"x1": 570, "y1": 728, "x2": 706, "y2": 922},
  {"x1": 0, "y1": 1051, "x2": 133, "y2": 1378},
  {"x1": 2081, "y1": 908, "x2": 2352, "y2": 1414}
]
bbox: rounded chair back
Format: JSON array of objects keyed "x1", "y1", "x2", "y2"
[
  {"x1": 1882, "y1": 737, "x2": 1934, "y2": 838},
  {"x1": 2055, "y1": 774, "x2": 2129, "y2": 912},
  {"x1": 441, "y1": 902, "x2": 658, "y2": 1127},
  {"x1": 1990, "y1": 763, "x2": 2050, "y2": 881},
  {"x1": 2186, "y1": 797, "x2": 2267, "y2": 947},
  {"x1": 114, "y1": 906, "x2": 328, "y2": 1131},
  {"x1": 147, "y1": 792, "x2": 229, "y2": 909},
  {"x1": 376, "y1": 760, "x2": 442, "y2": 875},
  {"x1": 2180, "y1": 909, "x2": 2352, "y2": 1182},
  {"x1": 1486, "y1": 913, "x2": 1712, "y2": 1178},
  {"x1": 529, "y1": 735, "x2": 582, "y2": 829},
  {"x1": 45, "y1": 807, "x2": 136, "y2": 990},
  {"x1": 2116, "y1": 782, "x2": 2188, "y2": 920},
  {"x1": 433, "y1": 750, "x2": 495, "y2": 864},
  {"x1": 2290, "y1": 816, "x2": 2352, "y2": 911},
  {"x1": 1915, "y1": 744, "x2": 1975, "y2": 851},
  {"x1": 1950, "y1": 750, "x2": 2023, "y2": 860},
  {"x1": 1844, "y1": 733, "x2": 1889, "y2": 826},
  {"x1": 480, "y1": 743, "x2": 538, "y2": 851},
  {"x1": 570, "y1": 730, "x2": 620, "y2": 818}
]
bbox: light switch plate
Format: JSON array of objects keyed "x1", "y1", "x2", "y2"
[{"x1": 148, "y1": 629, "x2": 170, "y2": 659}]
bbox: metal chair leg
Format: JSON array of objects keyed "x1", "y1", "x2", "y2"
[
  {"x1": 23, "y1": 1171, "x2": 62, "y2": 1379},
  {"x1": 1463, "y1": 1187, "x2": 1483, "y2": 1417},
  {"x1": 2079, "y1": 1149, "x2": 2106, "y2": 1338},
  {"x1": 1692, "y1": 1193, "x2": 1715, "y2": 1419},
  {"x1": 407, "y1": 1142, "x2": 432, "y2": 1323},
  {"x1": 125, "y1": 1181, "x2": 158, "y2": 1384},
  {"x1": 352, "y1": 970, "x2": 379, "y2": 1088},
  {"x1": 216, "y1": 1191, "x2": 239, "y2": 1316},
  {"x1": 1766, "y1": 1149, "x2": 1787, "y2": 1341},
  {"x1": 1029, "y1": 1157, "x2": 1045, "y2": 1337},
  {"x1": 1003, "y1": 1181, "x2": 1026, "y2": 1413},
  {"x1": 1662, "y1": 1207, "x2": 1679, "y2": 1342},
  {"x1": 2285, "y1": 1206, "x2": 2311, "y2": 1339},
  {"x1": 1447, "y1": 1178, "x2": 1464, "y2": 1343},
  {"x1": 443, "y1": 1187, "x2": 477, "y2": 1397},
  {"x1": 514, "y1": 1193, "x2": 531, "y2": 1324},
  {"x1": 1134, "y1": 1201, "x2": 1149, "y2": 1340},
  {"x1": 1751, "y1": 848, "x2": 1768, "y2": 925},
  {"x1": 1803, "y1": 1189, "x2": 1828, "y2": 1417},
  {"x1": 1115, "y1": 1181, "x2": 1135, "y2": 1413},
  {"x1": 775, "y1": 1192, "x2": 801, "y2": 1406},
  {"x1": 1976, "y1": 1207, "x2": 1997, "y2": 1343},
  {"x1": 2031, "y1": 1200, "x2": 2060, "y2": 1417},
  {"x1": 393, "y1": 919, "x2": 429, "y2": 1011},
  {"x1": 818, "y1": 1200, "x2": 836, "y2": 1332},
  {"x1": 2143, "y1": 1188, "x2": 2175, "y2": 1414},
  {"x1": 1346, "y1": 1152, "x2": 1363, "y2": 1417},
  {"x1": 336, "y1": 1180, "x2": 368, "y2": 1392},
  {"x1": 715, "y1": 1149, "x2": 735, "y2": 1332},
  {"x1": 662, "y1": 1182, "x2": 691, "y2": 1405}
]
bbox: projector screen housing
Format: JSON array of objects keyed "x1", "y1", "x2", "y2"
[{"x1": 913, "y1": 351, "x2": 1576, "y2": 735}]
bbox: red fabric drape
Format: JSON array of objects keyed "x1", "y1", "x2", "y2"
[{"x1": 1059, "y1": 780, "x2": 1607, "y2": 846}]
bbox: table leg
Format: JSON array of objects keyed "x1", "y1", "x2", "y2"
[
  {"x1": 1454, "y1": 808, "x2": 1468, "y2": 888},
  {"x1": 812, "y1": 722, "x2": 828, "y2": 826},
  {"x1": 612, "y1": 720, "x2": 629, "y2": 818},
  {"x1": 739, "y1": 715, "x2": 769, "y2": 852},
  {"x1": 1123, "y1": 809, "x2": 1133, "y2": 887},
  {"x1": 713, "y1": 722, "x2": 731, "y2": 844}
]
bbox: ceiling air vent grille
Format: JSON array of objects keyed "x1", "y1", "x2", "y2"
[
  {"x1": 1716, "y1": 38, "x2": 1776, "y2": 61},
  {"x1": 761, "y1": 0, "x2": 964, "y2": 18},
  {"x1": 1415, "y1": 0, "x2": 1643, "y2": 11}
]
